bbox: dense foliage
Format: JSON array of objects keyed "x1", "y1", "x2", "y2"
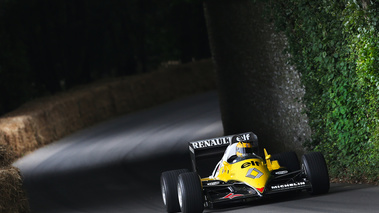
[
  {"x1": 0, "y1": 0, "x2": 209, "y2": 114},
  {"x1": 265, "y1": 0, "x2": 378, "y2": 182}
]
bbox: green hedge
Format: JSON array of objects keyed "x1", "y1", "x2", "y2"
[{"x1": 264, "y1": 0, "x2": 378, "y2": 182}]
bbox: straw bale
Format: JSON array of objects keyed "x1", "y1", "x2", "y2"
[
  {"x1": 0, "y1": 145, "x2": 14, "y2": 167},
  {"x1": 0, "y1": 167, "x2": 30, "y2": 213}
]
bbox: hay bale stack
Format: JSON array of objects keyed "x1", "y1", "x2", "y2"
[
  {"x1": 0, "y1": 143, "x2": 15, "y2": 167},
  {"x1": 0, "y1": 59, "x2": 216, "y2": 159},
  {"x1": 0, "y1": 145, "x2": 30, "y2": 213},
  {"x1": 0, "y1": 60, "x2": 215, "y2": 212},
  {"x1": 0, "y1": 167, "x2": 30, "y2": 213}
]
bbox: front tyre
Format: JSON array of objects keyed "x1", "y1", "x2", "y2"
[
  {"x1": 177, "y1": 172, "x2": 204, "y2": 213},
  {"x1": 161, "y1": 169, "x2": 189, "y2": 212},
  {"x1": 271, "y1": 151, "x2": 300, "y2": 172},
  {"x1": 302, "y1": 152, "x2": 330, "y2": 195}
]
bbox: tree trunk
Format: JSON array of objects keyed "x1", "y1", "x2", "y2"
[{"x1": 203, "y1": 0, "x2": 310, "y2": 154}]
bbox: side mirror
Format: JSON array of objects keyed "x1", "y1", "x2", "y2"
[{"x1": 264, "y1": 148, "x2": 271, "y2": 160}]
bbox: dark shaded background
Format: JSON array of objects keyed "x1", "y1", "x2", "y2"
[{"x1": 0, "y1": 0, "x2": 211, "y2": 115}]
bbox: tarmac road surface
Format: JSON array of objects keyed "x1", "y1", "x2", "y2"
[{"x1": 14, "y1": 91, "x2": 379, "y2": 213}]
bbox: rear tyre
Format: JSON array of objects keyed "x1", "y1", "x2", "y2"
[
  {"x1": 302, "y1": 152, "x2": 330, "y2": 195},
  {"x1": 271, "y1": 151, "x2": 300, "y2": 172},
  {"x1": 177, "y1": 172, "x2": 204, "y2": 213},
  {"x1": 161, "y1": 169, "x2": 189, "y2": 212}
]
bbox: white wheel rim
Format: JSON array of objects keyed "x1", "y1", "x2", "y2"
[
  {"x1": 161, "y1": 183, "x2": 167, "y2": 205},
  {"x1": 302, "y1": 163, "x2": 309, "y2": 178},
  {"x1": 177, "y1": 183, "x2": 183, "y2": 209}
]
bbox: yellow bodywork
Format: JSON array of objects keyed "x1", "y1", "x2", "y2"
[{"x1": 202, "y1": 149, "x2": 281, "y2": 193}]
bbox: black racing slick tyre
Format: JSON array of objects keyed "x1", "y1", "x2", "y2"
[
  {"x1": 302, "y1": 152, "x2": 330, "y2": 195},
  {"x1": 177, "y1": 172, "x2": 204, "y2": 213},
  {"x1": 161, "y1": 169, "x2": 189, "y2": 212},
  {"x1": 271, "y1": 151, "x2": 300, "y2": 172}
]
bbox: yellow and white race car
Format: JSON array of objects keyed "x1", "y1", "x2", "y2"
[{"x1": 161, "y1": 132, "x2": 330, "y2": 213}]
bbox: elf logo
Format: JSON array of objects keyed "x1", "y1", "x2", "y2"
[
  {"x1": 241, "y1": 161, "x2": 261, "y2": 169},
  {"x1": 235, "y1": 134, "x2": 250, "y2": 142}
]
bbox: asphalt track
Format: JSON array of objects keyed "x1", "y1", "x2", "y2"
[{"x1": 14, "y1": 91, "x2": 379, "y2": 213}]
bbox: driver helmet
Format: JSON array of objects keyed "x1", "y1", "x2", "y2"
[{"x1": 236, "y1": 141, "x2": 253, "y2": 157}]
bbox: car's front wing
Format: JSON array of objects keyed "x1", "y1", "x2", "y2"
[
  {"x1": 202, "y1": 172, "x2": 312, "y2": 206},
  {"x1": 203, "y1": 182, "x2": 262, "y2": 206}
]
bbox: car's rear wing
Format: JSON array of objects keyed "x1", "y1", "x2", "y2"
[{"x1": 188, "y1": 132, "x2": 259, "y2": 176}]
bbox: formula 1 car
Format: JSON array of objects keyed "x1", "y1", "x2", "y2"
[{"x1": 160, "y1": 132, "x2": 330, "y2": 213}]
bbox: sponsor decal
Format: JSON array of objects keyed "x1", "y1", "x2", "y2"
[
  {"x1": 236, "y1": 134, "x2": 250, "y2": 142},
  {"x1": 207, "y1": 181, "x2": 220, "y2": 186},
  {"x1": 271, "y1": 181, "x2": 306, "y2": 190},
  {"x1": 223, "y1": 193, "x2": 243, "y2": 199},
  {"x1": 241, "y1": 162, "x2": 251, "y2": 168},
  {"x1": 241, "y1": 161, "x2": 260, "y2": 168},
  {"x1": 275, "y1": 170, "x2": 288, "y2": 175},
  {"x1": 190, "y1": 137, "x2": 231, "y2": 149},
  {"x1": 246, "y1": 168, "x2": 263, "y2": 179}
]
